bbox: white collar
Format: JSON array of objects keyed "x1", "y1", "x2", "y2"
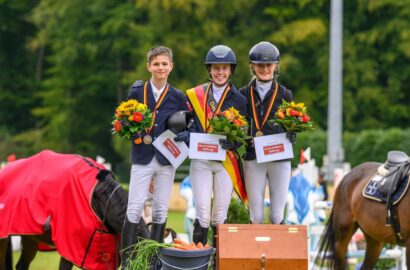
[
  {"x1": 212, "y1": 83, "x2": 227, "y2": 93},
  {"x1": 150, "y1": 80, "x2": 167, "y2": 95},
  {"x1": 255, "y1": 80, "x2": 273, "y2": 91}
]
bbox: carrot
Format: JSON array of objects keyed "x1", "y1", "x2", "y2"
[
  {"x1": 204, "y1": 244, "x2": 210, "y2": 248},
  {"x1": 190, "y1": 243, "x2": 199, "y2": 250},
  {"x1": 197, "y1": 242, "x2": 204, "y2": 249},
  {"x1": 172, "y1": 244, "x2": 193, "y2": 250},
  {"x1": 173, "y1": 238, "x2": 190, "y2": 246}
]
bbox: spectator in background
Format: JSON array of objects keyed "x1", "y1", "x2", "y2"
[
  {"x1": 142, "y1": 179, "x2": 154, "y2": 227},
  {"x1": 179, "y1": 176, "x2": 195, "y2": 243}
]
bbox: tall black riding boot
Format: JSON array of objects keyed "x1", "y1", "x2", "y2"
[
  {"x1": 193, "y1": 219, "x2": 209, "y2": 245},
  {"x1": 121, "y1": 217, "x2": 148, "y2": 270},
  {"x1": 149, "y1": 222, "x2": 167, "y2": 270}
]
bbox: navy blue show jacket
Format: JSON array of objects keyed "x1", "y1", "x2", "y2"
[
  {"x1": 187, "y1": 83, "x2": 248, "y2": 133},
  {"x1": 127, "y1": 82, "x2": 188, "y2": 165},
  {"x1": 239, "y1": 79, "x2": 293, "y2": 161}
]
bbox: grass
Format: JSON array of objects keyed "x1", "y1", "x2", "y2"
[
  {"x1": 11, "y1": 211, "x2": 186, "y2": 269},
  {"x1": 165, "y1": 211, "x2": 185, "y2": 233},
  {"x1": 12, "y1": 251, "x2": 81, "y2": 270}
]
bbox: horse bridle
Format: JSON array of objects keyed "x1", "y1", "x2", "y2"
[{"x1": 101, "y1": 184, "x2": 122, "y2": 232}]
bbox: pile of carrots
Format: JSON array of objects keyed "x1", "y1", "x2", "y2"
[{"x1": 171, "y1": 238, "x2": 210, "y2": 250}]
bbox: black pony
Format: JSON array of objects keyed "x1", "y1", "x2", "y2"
[{"x1": 0, "y1": 151, "x2": 134, "y2": 270}]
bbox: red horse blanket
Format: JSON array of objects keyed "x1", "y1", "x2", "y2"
[{"x1": 0, "y1": 150, "x2": 118, "y2": 269}]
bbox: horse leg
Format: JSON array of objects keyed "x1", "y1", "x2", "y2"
[
  {"x1": 359, "y1": 233, "x2": 383, "y2": 270},
  {"x1": 59, "y1": 257, "x2": 73, "y2": 270},
  {"x1": 15, "y1": 236, "x2": 37, "y2": 270},
  {"x1": 333, "y1": 217, "x2": 358, "y2": 269},
  {"x1": 0, "y1": 237, "x2": 12, "y2": 270}
]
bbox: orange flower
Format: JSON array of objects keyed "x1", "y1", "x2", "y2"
[
  {"x1": 132, "y1": 112, "x2": 144, "y2": 122},
  {"x1": 232, "y1": 118, "x2": 241, "y2": 126},
  {"x1": 290, "y1": 109, "x2": 300, "y2": 117},
  {"x1": 113, "y1": 120, "x2": 122, "y2": 132},
  {"x1": 286, "y1": 107, "x2": 292, "y2": 117},
  {"x1": 277, "y1": 110, "x2": 285, "y2": 119}
]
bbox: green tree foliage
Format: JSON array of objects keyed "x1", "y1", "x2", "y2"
[
  {"x1": 0, "y1": 0, "x2": 409, "y2": 171},
  {"x1": 29, "y1": 0, "x2": 140, "y2": 159},
  {"x1": 0, "y1": 0, "x2": 39, "y2": 133},
  {"x1": 343, "y1": 0, "x2": 410, "y2": 130},
  {"x1": 294, "y1": 128, "x2": 410, "y2": 168}
]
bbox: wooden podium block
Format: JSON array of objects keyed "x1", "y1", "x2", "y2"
[{"x1": 217, "y1": 224, "x2": 308, "y2": 270}]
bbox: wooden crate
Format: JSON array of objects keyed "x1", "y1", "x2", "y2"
[{"x1": 217, "y1": 224, "x2": 308, "y2": 270}]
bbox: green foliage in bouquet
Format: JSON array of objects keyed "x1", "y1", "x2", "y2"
[
  {"x1": 269, "y1": 100, "x2": 314, "y2": 133},
  {"x1": 112, "y1": 99, "x2": 152, "y2": 143},
  {"x1": 208, "y1": 107, "x2": 250, "y2": 144}
]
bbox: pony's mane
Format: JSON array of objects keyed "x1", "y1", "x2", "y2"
[{"x1": 92, "y1": 171, "x2": 127, "y2": 234}]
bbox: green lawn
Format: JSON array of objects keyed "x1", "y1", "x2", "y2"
[
  {"x1": 11, "y1": 211, "x2": 186, "y2": 269},
  {"x1": 12, "y1": 251, "x2": 81, "y2": 270},
  {"x1": 165, "y1": 211, "x2": 185, "y2": 233}
]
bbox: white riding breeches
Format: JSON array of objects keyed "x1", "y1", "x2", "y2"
[
  {"x1": 244, "y1": 159, "x2": 291, "y2": 224},
  {"x1": 127, "y1": 157, "x2": 175, "y2": 224},
  {"x1": 190, "y1": 159, "x2": 233, "y2": 228}
]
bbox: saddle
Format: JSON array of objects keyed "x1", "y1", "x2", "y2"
[
  {"x1": 377, "y1": 151, "x2": 410, "y2": 196},
  {"x1": 363, "y1": 151, "x2": 410, "y2": 244}
]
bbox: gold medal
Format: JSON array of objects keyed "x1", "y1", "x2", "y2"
[
  {"x1": 143, "y1": 135, "x2": 153, "y2": 145},
  {"x1": 255, "y1": 130, "x2": 264, "y2": 137}
]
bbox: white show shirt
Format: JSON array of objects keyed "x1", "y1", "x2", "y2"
[
  {"x1": 150, "y1": 80, "x2": 167, "y2": 102},
  {"x1": 256, "y1": 80, "x2": 273, "y2": 101},
  {"x1": 212, "y1": 83, "x2": 228, "y2": 103}
]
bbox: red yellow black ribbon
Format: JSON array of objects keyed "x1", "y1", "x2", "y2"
[
  {"x1": 186, "y1": 85, "x2": 248, "y2": 204},
  {"x1": 143, "y1": 81, "x2": 169, "y2": 134},
  {"x1": 204, "y1": 84, "x2": 230, "y2": 132},
  {"x1": 250, "y1": 81, "x2": 278, "y2": 134}
]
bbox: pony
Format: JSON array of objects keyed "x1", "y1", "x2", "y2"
[
  {"x1": 314, "y1": 151, "x2": 410, "y2": 269},
  {"x1": 0, "y1": 150, "x2": 130, "y2": 270}
]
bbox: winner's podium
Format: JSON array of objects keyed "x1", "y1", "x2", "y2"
[{"x1": 217, "y1": 224, "x2": 308, "y2": 270}]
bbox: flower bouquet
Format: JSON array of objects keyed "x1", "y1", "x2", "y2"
[
  {"x1": 208, "y1": 107, "x2": 249, "y2": 145},
  {"x1": 112, "y1": 99, "x2": 152, "y2": 144},
  {"x1": 269, "y1": 100, "x2": 314, "y2": 132}
]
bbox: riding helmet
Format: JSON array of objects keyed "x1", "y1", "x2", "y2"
[
  {"x1": 205, "y1": 45, "x2": 237, "y2": 72},
  {"x1": 249, "y1": 41, "x2": 280, "y2": 64}
]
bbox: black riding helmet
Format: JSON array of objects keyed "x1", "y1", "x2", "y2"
[
  {"x1": 249, "y1": 41, "x2": 280, "y2": 79},
  {"x1": 205, "y1": 45, "x2": 237, "y2": 73}
]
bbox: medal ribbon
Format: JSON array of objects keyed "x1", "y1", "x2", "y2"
[
  {"x1": 204, "y1": 84, "x2": 230, "y2": 132},
  {"x1": 250, "y1": 81, "x2": 278, "y2": 133},
  {"x1": 143, "y1": 81, "x2": 169, "y2": 134}
]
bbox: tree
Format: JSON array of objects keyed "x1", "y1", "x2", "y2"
[{"x1": 0, "y1": 0, "x2": 39, "y2": 134}]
